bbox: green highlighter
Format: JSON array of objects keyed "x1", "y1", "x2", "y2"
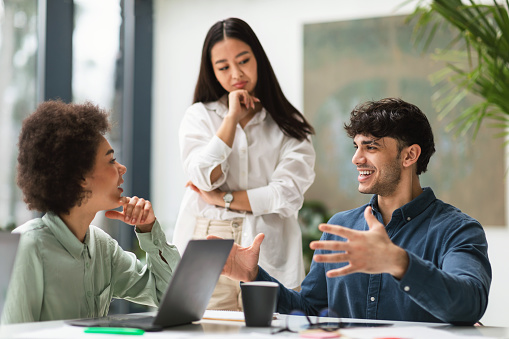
[{"x1": 84, "y1": 327, "x2": 145, "y2": 335}]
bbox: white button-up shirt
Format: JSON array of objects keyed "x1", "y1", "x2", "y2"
[{"x1": 173, "y1": 98, "x2": 316, "y2": 288}]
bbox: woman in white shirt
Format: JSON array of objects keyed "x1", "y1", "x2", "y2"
[{"x1": 173, "y1": 17, "x2": 316, "y2": 311}]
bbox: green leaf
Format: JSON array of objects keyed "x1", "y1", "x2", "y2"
[{"x1": 408, "y1": 0, "x2": 509, "y2": 139}]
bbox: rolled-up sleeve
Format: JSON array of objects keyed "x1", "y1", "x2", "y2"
[
  {"x1": 248, "y1": 137, "x2": 315, "y2": 217},
  {"x1": 112, "y1": 220, "x2": 180, "y2": 306},
  {"x1": 179, "y1": 104, "x2": 232, "y2": 191},
  {"x1": 396, "y1": 221, "x2": 491, "y2": 325}
]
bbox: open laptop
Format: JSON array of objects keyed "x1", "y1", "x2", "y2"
[
  {"x1": 0, "y1": 232, "x2": 21, "y2": 319},
  {"x1": 68, "y1": 238, "x2": 233, "y2": 331}
]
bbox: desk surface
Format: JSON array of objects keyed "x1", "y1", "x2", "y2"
[{"x1": 1, "y1": 312, "x2": 508, "y2": 338}]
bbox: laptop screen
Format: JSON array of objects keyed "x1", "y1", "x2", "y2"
[{"x1": 0, "y1": 232, "x2": 21, "y2": 318}]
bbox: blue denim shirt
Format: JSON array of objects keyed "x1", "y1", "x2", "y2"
[{"x1": 257, "y1": 187, "x2": 491, "y2": 325}]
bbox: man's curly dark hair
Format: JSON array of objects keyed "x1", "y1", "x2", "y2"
[
  {"x1": 344, "y1": 98, "x2": 436, "y2": 175},
  {"x1": 17, "y1": 100, "x2": 110, "y2": 215}
]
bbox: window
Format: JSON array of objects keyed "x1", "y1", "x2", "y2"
[{"x1": 0, "y1": 0, "x2": 38, "y2": 230}]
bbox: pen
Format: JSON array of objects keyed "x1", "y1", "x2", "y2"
[{"x1": 84, "y1": 327, "x2": 145, "y2": 335}]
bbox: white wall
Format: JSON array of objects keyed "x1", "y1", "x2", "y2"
[
  {"x1": 152, "y1": 0, "x2": 415, "y2": 236},
  {"x1": 152, "y1": 0, "x2": 509, "y2": 326},
  {"x1": 483, "y1": 228, "x2": 509, "y2": 326}
]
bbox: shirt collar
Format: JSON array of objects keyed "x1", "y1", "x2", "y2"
[
  {"x1": 204, "y1": 95, "x2": 267, "y2": 124},
  {"x1": 369, "y1": 187, "x2": 436, "y2": 223},
  {"x1": 42, "y1": 212, "x2": 93, "y2": 260}
]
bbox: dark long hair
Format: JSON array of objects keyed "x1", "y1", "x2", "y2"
[{"x1": 194, "y1": 17, "x2": 314, "y2": 140}]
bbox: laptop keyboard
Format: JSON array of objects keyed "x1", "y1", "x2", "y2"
[{"x1": 67, "y1": 314, "x2": 158, "y2": 330}]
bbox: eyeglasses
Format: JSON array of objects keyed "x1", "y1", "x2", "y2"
[{"x1": 271, "y1": 309, "x2": 342, "y2": 335}]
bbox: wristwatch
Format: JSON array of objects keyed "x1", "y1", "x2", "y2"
[{"x1": 223, "y1": 192, "x2": 233, "y2": 211}]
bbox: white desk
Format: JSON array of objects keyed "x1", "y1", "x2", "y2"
[{"x1": 1, "y1": 312, "x2": 507, "y2": 338}]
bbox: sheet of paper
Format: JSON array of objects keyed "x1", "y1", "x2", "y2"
[{"x1": 202, "y1": 309, "x2": 245, "y2": 322}]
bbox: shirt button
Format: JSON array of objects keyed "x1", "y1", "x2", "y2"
[
  {"x1": 154, "y1": 240, "x2": 159, "y2": 246},
  {"x1": 407, "y1": 217, "x2": 411, "y2": 221},
  {"x1": 370, "y1": 297, "x2": 375, "y2": 302},
  {"x1": 87, "y1": 291, "x2": 92, "y2": 297},
  {"x1": 404, "y1": 286, "x2": 410, "y2": 292}
]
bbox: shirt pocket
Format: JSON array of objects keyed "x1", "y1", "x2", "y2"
[{"x1": 95, "y1": 284, "x2": 112, "y2": 317}]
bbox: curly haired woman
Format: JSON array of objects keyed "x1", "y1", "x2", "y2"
[{"x1": 2, "y1": 100, "x2": 180, "y2": 324}]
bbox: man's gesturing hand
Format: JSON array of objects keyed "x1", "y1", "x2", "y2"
[{"x1": 310, "y1": 206, "x2": 409, "y2": 279}]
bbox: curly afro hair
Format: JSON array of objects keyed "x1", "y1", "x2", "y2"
[{"x1": 17, "y1": 100, "x2": 110, "y2": 215}]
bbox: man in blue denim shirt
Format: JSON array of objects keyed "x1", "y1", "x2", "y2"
[{"x1": 211, "y1": 98, "x2": 491, "y2": 325}]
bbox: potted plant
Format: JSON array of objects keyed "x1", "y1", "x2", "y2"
[
  {"x1": 407, "y1": 0, "x2": 509, "y2": 138},
  {"x1": 298, "y1": 200, "x2": 332, "y2": 273}
]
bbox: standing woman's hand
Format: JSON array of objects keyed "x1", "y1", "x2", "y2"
[
  {"x1": 212, "y1": 90, "x2": 260, "y2": 183},
  {"x1": 227, "y1": 89, "x2": 259, "y2": 123},
  {"x1": 105, "y1": 196, "x2": 156, "y2": 233},
  {"x1": 186, "y1": 181, "x2": 223, "y2": 206}
]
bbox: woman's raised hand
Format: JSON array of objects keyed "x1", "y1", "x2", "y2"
[
  {"x1": 227, "y1": 90, "x2": 260, "y2": 122},
  {"x1": 105, "y1": 196, "x2": 156, "y2": 232}
]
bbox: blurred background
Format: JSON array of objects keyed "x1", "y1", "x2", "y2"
[{"x1": 1, "y1": 0, "x2": 507, "y2": 326}]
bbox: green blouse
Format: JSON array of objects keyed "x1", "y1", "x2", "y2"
[{"x1": 1, "y1": 212, "x2": 180, "y2": 324}]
